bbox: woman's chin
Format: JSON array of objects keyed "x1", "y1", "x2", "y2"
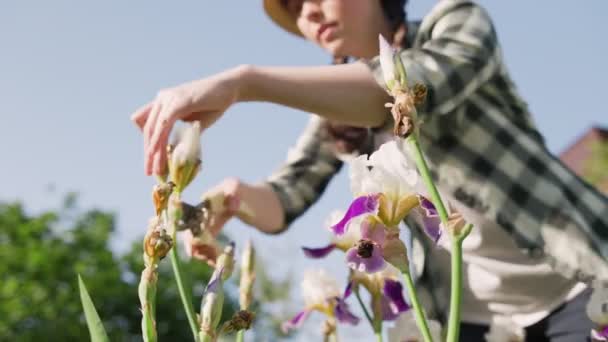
[{"x1": 322, "y1": 40, "x2": 349, "y2": 58}]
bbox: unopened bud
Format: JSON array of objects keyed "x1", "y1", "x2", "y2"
[
  {"x1": 221, "y1": 310, "x2": 255, "y2": 334},
  {"x1": 200, "y1": 268, "x2": 225, "y2": 339},
  {"x1": 216, "y1": 242, "x2": 235, "y2": 280},
  {"x1": 168, "y1": 122, "x2": 202, "y2": 193},
  {"x1": 239, "y1": 240, "x2": 256, "y2": 310}
]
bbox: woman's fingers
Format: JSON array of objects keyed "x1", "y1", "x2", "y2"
[
  {"x1": 148, "y1": 108, "x2": 176, "y2": 176},
  {"x1": 130, "y1": 102, "x2": 152, "y2": 130}
]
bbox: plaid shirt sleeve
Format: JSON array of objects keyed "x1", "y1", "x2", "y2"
[{"x1": 264, "y1": 115, "x2": 343, "y2": 230}]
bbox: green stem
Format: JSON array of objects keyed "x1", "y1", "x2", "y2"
[
  {"x1": 375, "y1": 329, "x2": 383, "y2": 342},
  {"x1": 406, "y1": 135, "x2": 449, "y2": 224},
  {"x1": 446, "y1": 230, "x2": 470, "y2": 342},
  {"x1": 403, "y1": 272, "x2": 434, "y2": 342},
  {"x1": 170, "y1": 236, "x2": 200, "y2": 342},
  {"x1": 354, "y1": 289, "x2": 374, "y2": 328},
  {"x1": 236, "y1": 330, "x2": 244, "y2": 342}
]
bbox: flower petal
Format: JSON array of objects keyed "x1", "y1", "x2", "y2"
[
  {"x1": 383, "y1": 279, "x2": 410, "y2": 317},
  {"x1": 331, "y1": 195, "x2": 379, "y2": 235},
  {"x1": 378, "y1": 34, "x2": 396, "y2": 90},
  {"x1": 360, "y1": 218, "x2": 386, "y2": 246},
  {"x1": 281, "y1": 309, "x2": 311, "y2": 333},
  {"x1": 343, "y1": 281, "x2": 353, "y2": 299},
  {"x1": 423, "y1": 216, "x2": 442, "y2": 243},
  {"x1": 301, "y1": 244, "x2": 336, "y2": 259},
  {"x1": 335, "y1": 298, "x2": 360, "y2": 325},
  {"x1": 346, "y1": 245, "x2": 385, "y2": 273},
  {"x1": 419, "y1": 196, "x2": 438, "y2": 217}
]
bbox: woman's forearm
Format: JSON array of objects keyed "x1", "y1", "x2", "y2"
[
  {"x1": 235, "y1": 62, "x2": 390, "y2": 128},
  {"x1": 236, "y1": 181, "x2": 286, "y2": 234}
]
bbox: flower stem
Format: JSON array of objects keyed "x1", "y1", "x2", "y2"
[
  {"x1": 403, "y1": 272, "x2": 434, "y2": 342},
  {"x1": 236, "y1": 330, "x2": 244, "y2": 342},
  {"x1": 170, "y1": 242, "x2": 200, "y2": 342},
  {"x1": 375, "y1": 329, "x2": 383, "y2": 342},
  {"x1": 405, "y1": 135, "x2": 449, "y2": 224},
  {"x1": 446, "y1": 227, "x2": 471, "y2": 342},
  {"x1": 167, "y1": 195, "x2": 199, "y2": 342},
  {"x1": 354, "y1": 288, "x2": 374, "y2": 328}
]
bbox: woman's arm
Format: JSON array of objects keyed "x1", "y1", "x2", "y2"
[
  {"x1": 237, "y1": 62, "x2": 390, "y2": 128},
  {"x1": 131, "y1": 62, "x2": 389, "y2": 176}
]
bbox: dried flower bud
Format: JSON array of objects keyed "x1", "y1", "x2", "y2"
[
  {"x1": 441, "y1": 212, "x2": 467, "y2": 237},
  {"x1": 221, "y1": 310, "x2": 255, "y2": 334},
  {"x1": 152, "y1": 181, "x2": 175, "y2": 216},
  {"x1": 388, "y1": 89, "x2": 417, "y2": 138},
  {"x1": 413, "y1": 83, "x2": 427, "y2": 106},
  {"x1": 143, "y1": 227, "x2": 173, "y2": 261}
]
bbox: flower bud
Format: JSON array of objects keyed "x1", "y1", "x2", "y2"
[
  {"x1": 168, "y1": 122, "x2": 202, "y2": 193},
  {"x1": 239, "y1": 240, "x2": 256, "y2": 310},
  {"x1": 200, "y1": 268, "x2": 225, "y2": 340},
  {"x1": 216, "y1": 242, "x2": 235, "y2": 281}
]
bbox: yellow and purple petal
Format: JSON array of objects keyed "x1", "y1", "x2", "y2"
[
  {"x1": 302, "y1": 244, "x2": 337, "y2": 259},
  {"x1": 331, "y1": 194, "x2": 380, "y2": 235}
]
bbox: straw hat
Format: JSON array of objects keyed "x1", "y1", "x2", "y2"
[{"x1": 263, "y1": 0, "x2": 303, "y2": 37}]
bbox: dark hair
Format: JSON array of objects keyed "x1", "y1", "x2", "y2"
[
  {"x1": 381, "y1": 0, "x2": 409, "y2": 48},
  {"x1": 326, "y1": 0, "x2": 409, "y2": 155}
]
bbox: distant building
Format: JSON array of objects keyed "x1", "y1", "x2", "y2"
[{"x1": 559, "y1": 126, "x2": 608, "y2": 194}]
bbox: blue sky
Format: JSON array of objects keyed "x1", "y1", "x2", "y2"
[{"x1": 1, "y1": 1, "x2": 607, "y2": 340}]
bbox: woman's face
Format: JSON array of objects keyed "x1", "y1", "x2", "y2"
[{"x1": 284, "y1": 0, "x2": 391, "y2": 59}]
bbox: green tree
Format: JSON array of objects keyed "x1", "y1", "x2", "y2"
[{"x1": 0, "y1": 198, "x2": 235, "y2": 341}]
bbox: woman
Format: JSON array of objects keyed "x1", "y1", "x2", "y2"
[{"x1": 132, "y1": 1, "x2": 608, "y2": 340}]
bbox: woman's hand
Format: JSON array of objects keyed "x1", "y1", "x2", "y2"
[{"x1": 131, "y1": 67, "x2": 246, "y2": 176}]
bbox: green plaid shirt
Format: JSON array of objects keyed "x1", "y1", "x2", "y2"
[{"x1": 266, "y1": 0, "x2": 608, "y2": 289}]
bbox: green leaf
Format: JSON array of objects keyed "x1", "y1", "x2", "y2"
[{"x1": 78, "y1": 274, "x2": 110, "y2": 342}]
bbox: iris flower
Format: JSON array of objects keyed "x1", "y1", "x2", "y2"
[
  {"x1": 325, "y1": 141, "x2": 441, "y2": 273},
  {"x1": 282, "y1": 269, "x2": 359, "y2": 333},
  {"x1": 350, "y1": 265, "x2": 411, "y2": 321}
]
